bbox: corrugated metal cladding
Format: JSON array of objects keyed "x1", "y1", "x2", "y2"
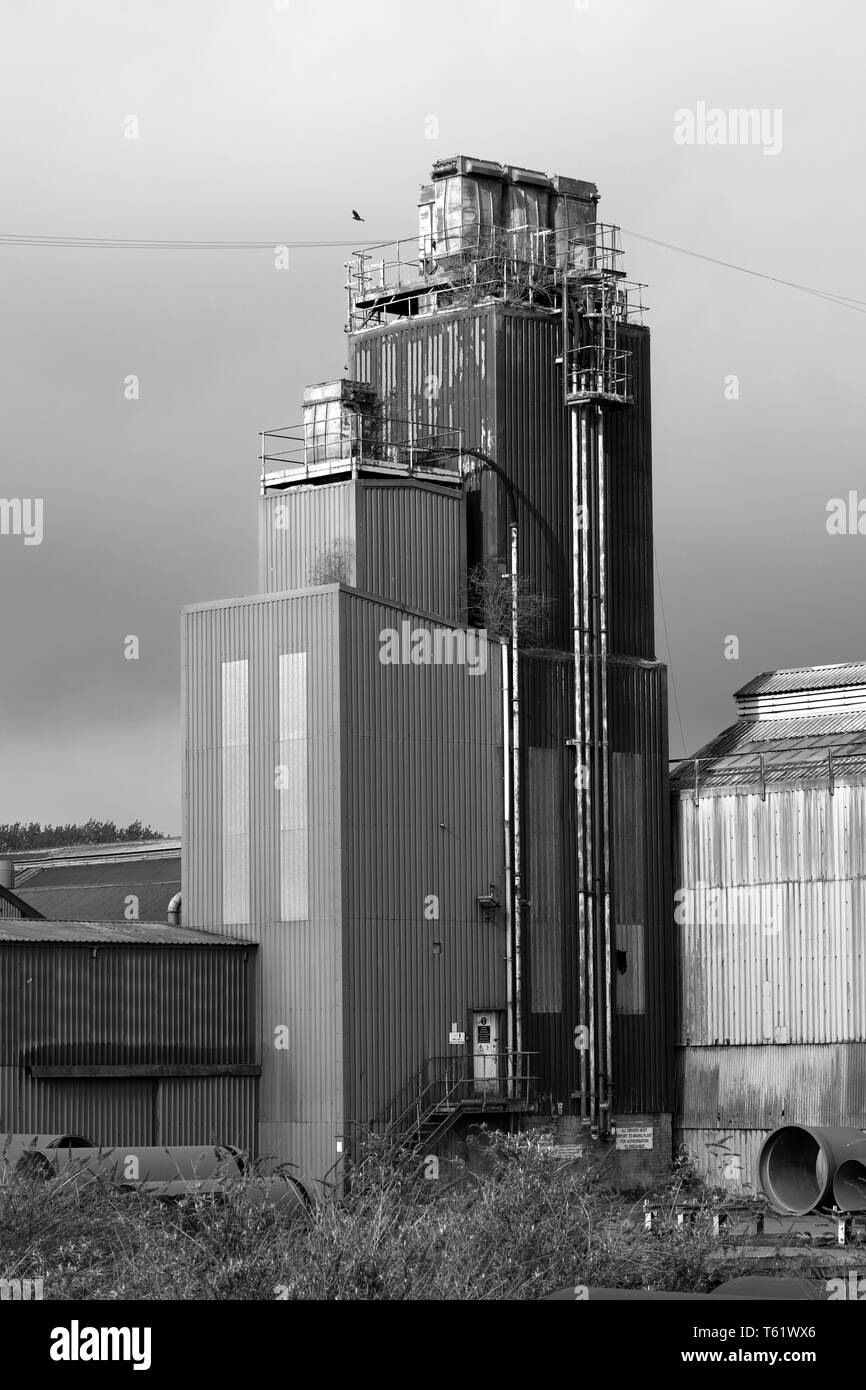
[
  {"x1": 183, "y1": 586, "x2": 509, "y2": 1180},
  {"x1": 182, "y1": 588, "x2": 343, "y2": 1189},
  {"x1": 0, "y1": 941, "x2": 256, "y2": 1149},
  {"x1": 338, "y1": 591, "x2": 506, "y2": 1131},
  {"x1": 522, "y1": 653, "x2": 672, "y2": 1115},
  {"x1": 258, "y1": 479, "x2": 465, "y2": 623},
  {"x1": 349, "y1": 308, "x2": 654, "y2": 657},
  {"x1": 675, "y1": 782, "x2": 866, "y2": 1044},
  {"x1": 676, "y1": 1044, "x2": 866, "y2": 1192}
]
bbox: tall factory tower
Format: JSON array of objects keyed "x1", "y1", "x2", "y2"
[{"x1": 182, "y1": 155, "x2": 674, "y2": 1191}]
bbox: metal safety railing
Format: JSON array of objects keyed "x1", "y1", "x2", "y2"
[
  {"x1": 564, "y1": 343, "x2": 633, "y2": 403},
  {"x1": 260, "y1": 414, "x2": 464, "y2": 486},
  {"x1": 670, "y1": 747, "x2": 866, "y2": 802},
  {"x1": 375, "y1": 1052, "x2": 538, "y2": 1145}
]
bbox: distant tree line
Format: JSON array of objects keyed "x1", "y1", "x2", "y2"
[{"x1": 0, "y1": 821, "x2": 170, "y2": 852}]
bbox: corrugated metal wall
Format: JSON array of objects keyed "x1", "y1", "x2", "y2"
[
  {"x1": 350, "y1": 308, "x2": 654, "y2": 657},
  {"x1": 0, "y1": 942, "x2": 256, "y2": 1148},
  {"x1": 259, "y1": 479, "x2": 465, "y2": 622},
  {"x1": 675, "y1": 783, "x2": 866, "y2": 1044},
  {"x1": 182, "y1": 588, "x2": 343, "y2": 1188},
  {"x1": 339, "y1": 589, "x2": 507, "y2": 1129},
  {"x1": 522, "y1": 654, "x2": 672, "y2": 1115},
  {"x1": 259, "y1": 482, "x2": 358, "y2": 593},
  {"x1": 674, "y1": 779, "x2": 866, "y2": 1190},
  {"x1": 357, "y1": 481, "x2": 465, "y2": 623}
]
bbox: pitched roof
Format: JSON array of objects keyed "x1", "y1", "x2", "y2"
[{"x1": 0, "y1": 920, "x2": 246, "y2": 947}]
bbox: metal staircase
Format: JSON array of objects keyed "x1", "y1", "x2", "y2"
[{"x1": 375, "y1": 1053, "x2": 537, "y2": 1157}]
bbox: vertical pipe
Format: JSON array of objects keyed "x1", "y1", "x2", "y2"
[
  {"x1": 580, "y1": 407, "x2": 596, "y2": 1128},
  {"x1": 502, "y1": 641, "x2": 514, "y2": 1097},
  {"x1": 572, "y1": 406, "x2": 587, "y2": 1122},
  {"x1": 597, "y1": 406, "x2": 613, "y2": 1130},
  {"x1": 511, "y1": 520, "x2": 523, "y2": 1070}
]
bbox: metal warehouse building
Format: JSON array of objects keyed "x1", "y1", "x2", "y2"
[
  {"x1": 672, "y1": 662, "x2": 866, "y2": 1191},
  {"x1": 0, "y1": 919, "x2": 257, "y2": 1148}
]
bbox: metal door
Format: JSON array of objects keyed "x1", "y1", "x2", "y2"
[{"x1": 472, "y1": 1012, "x2": 501, "y2": 1095}]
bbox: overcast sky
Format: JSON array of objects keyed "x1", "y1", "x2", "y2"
[{"x1": 1, "y1": 0, "x2": 864, "y2": 834}]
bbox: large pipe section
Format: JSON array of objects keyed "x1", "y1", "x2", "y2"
[{"x1": 759, "y1": 1124, "x2": 866, "y2": 1216}]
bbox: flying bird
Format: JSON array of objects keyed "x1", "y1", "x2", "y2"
[{"x1": 352, "y1": 209, "x2": 365, "y2": 222}]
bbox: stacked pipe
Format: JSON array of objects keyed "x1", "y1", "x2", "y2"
[
  {"x1": 1, "y1": 1135, "x2": 310, "y2": 1211},
  {"x1": 759, "y1": 1124, "x2": 866, "y2": 1215}
]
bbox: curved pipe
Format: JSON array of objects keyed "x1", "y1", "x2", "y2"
[
  {"x1": 759, "y1": 1124, "x2": 866, "y2": 1215},
  {"x1": 167, "y1": 892, "x2": 182, "y2": 926}
]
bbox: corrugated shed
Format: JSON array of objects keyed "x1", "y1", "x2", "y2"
[
  {"x1": 339, "y1": 589, "x2": 507, "y2": 1130},
  {"x1": 675, "y1": 783, "x2": 866, "y2": 1044},
  {"x1": 182, "y1": 587, "x2": 344, "y2": 1189},
  {"x1": 11, "y1": 853, "x2": 181, "y2": 926},
  {"x1": 259, "y1": 479, "x2": 465, "y2": 623},
  {"x1": 0, "y1": 937, "x2": 256, "y2": 1149}
]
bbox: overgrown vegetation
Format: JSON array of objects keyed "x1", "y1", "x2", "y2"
[
  {"x1": 0, "y1": 821, "x2": 169, "y2": 852},
  {"x1": 0, "y1": 1131, "x2": 802, "y2": 1301}
]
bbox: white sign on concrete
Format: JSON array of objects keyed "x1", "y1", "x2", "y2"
[{"x1": 615, "y1": 1126, "x2": 654, "y2": 1151}]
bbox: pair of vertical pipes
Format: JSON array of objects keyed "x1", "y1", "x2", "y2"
[{"x1": 572, "y1": 400, "x2": 613, "y2": 1133}]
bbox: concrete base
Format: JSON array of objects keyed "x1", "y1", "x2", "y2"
[{"x1": 552, "y1": 1112, "x2": 673, "y2": 1189}]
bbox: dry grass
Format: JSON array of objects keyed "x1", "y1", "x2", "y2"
[{"x1": 0, "y1": 1131, "x2": 801, "y2": 1301}]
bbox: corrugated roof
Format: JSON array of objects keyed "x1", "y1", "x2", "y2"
[
  {"x1": 0, "y1": 920, "x2": 247, "y2": 947},
  {"x1": 735, "y1": 662, "x2": 866, "y2": 697},
  {"x1": 11, "y1": 853, "x2": 180, "y2": 923}
]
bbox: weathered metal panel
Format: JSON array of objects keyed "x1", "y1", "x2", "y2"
[
  {"x1": 677, "y1": 1043, "x2": 866, "y2": 1129},
  {"x1": 676, "y1": 1043, "x2": 866, "y2": 1194},
  {"x1": 675, "y1": 1127, "x2": 766, "y2": 1194},
  {"x1": 358, "y1": 480, "x2": 465, "y2": 622},
  {"x1": 181, "y1": 589, "x2": 343, "y2": 1189},
  {"x1": 350, "y1": 308, "x2": 654, "y2": 659},
  {"x1": 338, "y1": 589, "x2": 506, "y2": 1133},
  {"x1": 258, "y1": 482, "x2": 357, "y2": 593},
  {"x1": 156, "y1": 1076, "x2": 256, "y2": 1151},
  {"x1": 675, "y1": 783, "x2": 866, "y2": 1043}
]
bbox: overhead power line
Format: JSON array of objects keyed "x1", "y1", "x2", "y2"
[
  {"x1": 620, "y1": 228, "x2": 866, "y2": 314},
  {"x1": 1, "y1": 225, "x2": 864, "y2": 314}
]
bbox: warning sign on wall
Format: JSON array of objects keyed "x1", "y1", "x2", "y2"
[{"x1": 615, "y1": 1126, "x2": 654, "y2": 1151}]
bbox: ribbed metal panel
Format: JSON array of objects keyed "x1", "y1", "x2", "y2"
[
  {"x1": 350, "y1": 308, "x2": 654, "y2": 658},
  {"x1": 0, "y1": 939, "x2": 255, "y2": 1148},
  {"x1": 675, "y1": 783, "x2": 866, "y2": 1044},
  {"x1": 677, "y1": 1044, "x2": 866, "y2": 1128},
  {"x1": 0, "y1": 944, "x2": 253, "y2": 1067},
  {"x1": 259, "y1": 479, "x2": 464, "y2": 623},
  {"x1": 156, "y1": 1076, "x2": 256, "y2": 1150},
  {"x1": 259, "y1": 482, "x2": 358, "y2": 593},
  {"x1": 358, "y1": 481, "x2": 465, "y2": 622},
  {"x1": 182, "y1": 588, "x2": 344, "y2": 1188},
  {"x1": 339, "y1": 589, "x2": 506, "y2": 1130},
  {"x1": 675, "y1": 1127, "x2": 766, "y2": 1193},
  {"x1": 522, "y1": 653, "x2": 672, "y2": 1114}
]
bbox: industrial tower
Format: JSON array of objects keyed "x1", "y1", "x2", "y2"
[{"x1": 182, "y1": 155, "x2": 673, "y2": 1190}]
